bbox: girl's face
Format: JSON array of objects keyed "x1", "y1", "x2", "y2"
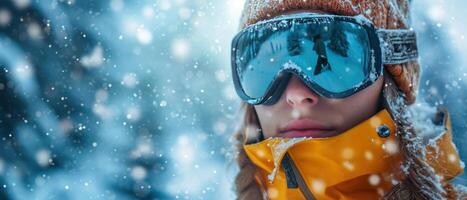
[
  {"x1": 254, "y1": 75, "x2": 384, "y2": 139},
  {"x1": 252, "y1": 9, "x2": 385, "y2": 139}
]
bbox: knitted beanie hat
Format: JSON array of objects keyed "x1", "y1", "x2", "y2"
[{"x1": 238, "y1": 0, "x2": 420, "y2": 104}]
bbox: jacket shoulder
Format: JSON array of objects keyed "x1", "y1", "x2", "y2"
[{"x1": 424, "y1": 107, "x2": 464, "y2": 181}]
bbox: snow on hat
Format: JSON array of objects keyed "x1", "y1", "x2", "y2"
[{"x1": 239, "y1": 0, "x2": 420, "y2": 104}]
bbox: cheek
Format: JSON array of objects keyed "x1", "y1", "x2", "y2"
[
  {"x1": 337, "y1": 77, "x2": 384, "y2": 127},
  {"x1": 319, "y1": 77, "x2": 383, "y2": 134},
  {"x1": 255, "y1": 106, "x2": 273, "y2": 118},
  {"x1": 254, "y1": 106, "x2": 275, "y2": 125},
  {"x1": 347, "y1": 77, "x2": 383, "y2": 105},
  {"x1": 327, "y1": 77, "x2": 383, "y2": 109},
  {"x1": 254, "y1": 105, "x2": 279, "y2": 138}
]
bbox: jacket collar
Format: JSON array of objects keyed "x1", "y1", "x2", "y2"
[{"x1": 244, "y1": 109, "x2": 403, "y2": 199}]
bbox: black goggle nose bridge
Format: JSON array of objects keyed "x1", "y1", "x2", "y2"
[{"x1": 261, "y1": 69, "x2": 326, "y2": 105}]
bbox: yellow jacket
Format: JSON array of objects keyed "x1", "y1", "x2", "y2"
[{"x1": 244, "y1": 108, "x2": 464, "y2": 199}]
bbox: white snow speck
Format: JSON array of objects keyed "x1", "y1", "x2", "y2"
[
  {"x1": 291, "y1": 108, "x2": 300, "y2": 119},
  {"x1": 171, "y1": 38, "x2": 190, "y2": 61},
  {"x1": 110, "y1": 0, "x2": 124, "y2": 12},
  {"x1": 14, "y1": 62, "x2": 34, "y2": 80},
  {"x1": 0, "y1": 158, "x2": 4, "y2": 174},
  {"x1": 370, "y1": 117, "x2": 382, "y2": 128},
  {"x1": 215, "y1": 70, "x2": 227, "y2": 82},
  {"x1": 342, "y1": 161, "x2": 355, "y2": 171},
  {"x1": 27, "y1": 22, "x2": 43, "y2": 40},
  {"x1": 213, "y1": 121, "x2": 227, "y2": 134},
  {"x1": 142, "y1": 6, "x2": 154, "y2": 18},
  {"x1": 311, "y1": 179, "x2": 326, "y2": 194},
  {"x1": 126, "y1": 107, "x2": 141, "y2": 121},
  {"x1": 368, "y1": 174, "x2": 381, "y2": 186},
  {"x1": 382, "y1": 140, "x2": 399, "y2": 155},
  {"x1": 122, "y1": 73, "x2": 138, "y2": 88},
  {"x1": 341, "y1": 147, "x2": 354, "y2": 160},
  {"x1": 80, "y1": 45, "x2": 104, "y2": 68},
  {"x1": 267, "y1": 187, "x2": 279, "y2": 198},
  {"x1": 448, "y1": 153, "x2": 457, "y2": 163},
  {"x1": 131, "y1": 165, "x2": 147, "y2": 181},
  {"x1": 36, "y1": 149, "x2": 51, "y2": 167},
  {"x1": 364, "y1": 151, "x2": 374, "y2": 160},
  {"x1": 12, "y1": 0, "x2": 31, "y2": 9},
  {"x1": 136, "y1": 27, "x2": 153, "y2": 45},
  {"x1": 159, "y1": 100, "x2": 167, "y2": 107},
  {"x1": 0, "y1": 9, "x2": 12, "y2": 26},
  {"x1": 178, "y1": 7, "x2": 191, "y2": 20},
  {"x1": 158, "y1": 0, "x2": 172, "y2": 11}
]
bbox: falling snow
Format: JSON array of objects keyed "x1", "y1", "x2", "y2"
[{"x1": 0, "y1": 0, "x2": 466, "y2": 199}]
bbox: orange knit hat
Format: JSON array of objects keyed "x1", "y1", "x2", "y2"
[{"x1": 239, "y1": 0, "x2": 420, "y2": 104}]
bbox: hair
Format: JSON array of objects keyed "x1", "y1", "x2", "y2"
[{"x1": 232, "y1": 64, "x2": 464, "y2": 200}]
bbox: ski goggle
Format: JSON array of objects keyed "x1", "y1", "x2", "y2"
[{"x1": 231, "y1": 13, "x2": 418, "y2": 105}]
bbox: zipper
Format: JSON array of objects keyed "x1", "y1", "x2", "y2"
[
  {"x1": 282, "y1": 153, "x2": 316, "y2": 200},
  {"x1": 281, "y1": 153, "x2": 298, "y2": 188}
]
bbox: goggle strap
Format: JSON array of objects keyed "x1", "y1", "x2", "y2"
[{"x1": 377, "y1": 29, "x2": 419, "y2": 65}]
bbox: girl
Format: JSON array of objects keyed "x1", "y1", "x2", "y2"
[{"x1": 231, "y1": 0, "x2": 466, "y2": 199}]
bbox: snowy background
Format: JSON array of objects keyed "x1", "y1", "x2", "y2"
[{"x1": 0, "y1": 0, "x2": 465, "y2": 199}]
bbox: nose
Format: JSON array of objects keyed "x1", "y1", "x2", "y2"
[{"x1": 284, "y1": 75, "x2": 319, "y2": 107}]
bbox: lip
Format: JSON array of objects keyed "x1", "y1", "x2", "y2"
[{"x1": 279, "y1": 118, "x2": 334, "y2": 138}]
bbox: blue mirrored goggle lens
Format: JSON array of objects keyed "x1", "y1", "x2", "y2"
[{"x1": 234, "y1": 19, "x2": 372, "y2": 100}]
